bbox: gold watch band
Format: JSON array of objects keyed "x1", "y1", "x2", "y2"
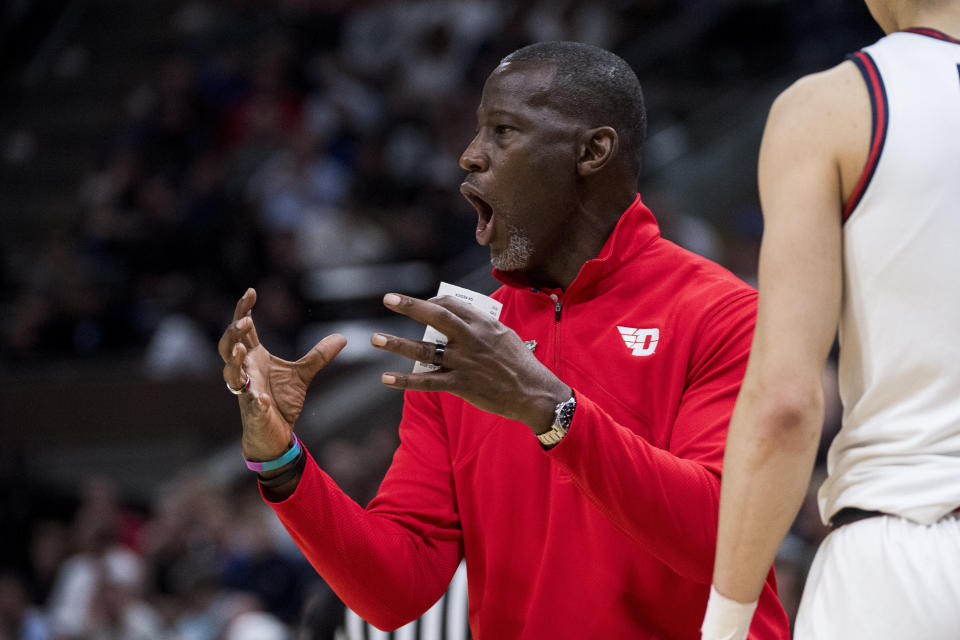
[
  {"x1": 537, "y1": 395, "x2": 575, "y2": 447},
  {"x1": 537, "y1": 424, "x2": 567, "y2": 446}
]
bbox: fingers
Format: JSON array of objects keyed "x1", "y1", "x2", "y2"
[
  {"x1": 428, "y1": 294, "x2": 487, "y2": 322},
  {"x1": 218, "y1": 290, "x2": 261, "y2": 361},
  {"x1": 383, "y1": 293, "x2": 471, "y2": 337},
  {"x1": 223, "y1": 341, "x2": 249, "y2": 390},
  {"x1": 296, "y1": 333, "x2": 348, "y2": 381},
  {"x1": 371, "y1": 333, "x2": 453, "y2": 368},
  {"x1": 218, "y1": 315, "x2": 255, "y2": 361},
  {"x1": 380, "y1": 370, "x2": 456, "y2": 391},
  {"x1": 233, "y1": 288, "x2": 257, "y2": 321}
]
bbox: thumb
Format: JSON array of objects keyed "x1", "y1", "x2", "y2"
[{"x1": 297, "y1": 333, "x2": 347, "y2": 381}]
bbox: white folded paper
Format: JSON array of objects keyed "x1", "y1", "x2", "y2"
[{"x1": 413, "y1": 282, "x2": 503, "y2": 373}]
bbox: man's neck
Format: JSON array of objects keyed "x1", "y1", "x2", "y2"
[{"x1": 523, "y1": 189, "x2": 636, "y2": 291}]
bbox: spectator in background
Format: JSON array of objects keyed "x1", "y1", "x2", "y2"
[
  {"x1": 24, "y1": 522, "x2": 68, "y2": 610},
  {"x1": 45, "y1": 478, "x2": 151, "y2": 639},
  {"x1": 0, "y1": 573, "x2": 49, "y2": 640}
]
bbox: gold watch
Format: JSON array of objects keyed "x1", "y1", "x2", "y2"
[{"x1": 537, "y1": 395, "x2": 576, "y2": 447}]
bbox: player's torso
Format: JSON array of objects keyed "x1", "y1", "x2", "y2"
[{"x1": 823, "y1": 29, "x2": 960, "y2": 524}]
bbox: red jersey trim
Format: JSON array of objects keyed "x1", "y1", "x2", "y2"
[
  {"x1": 903, "y1": 27, "x2": 960, "y2": 44},
  {"x1": 842, "y1": 51, "x2": 888, "y2": 222}
]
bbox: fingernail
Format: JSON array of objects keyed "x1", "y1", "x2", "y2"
[
  {"x1": 232, "y1": 343, "x2": 239, "y2": 356},
  {"x1": 381, "y1": 373, "x2": 396, "y2": 385},
  {"x1": 371, "y1": 333, "x2": 387, "y2": 346},
  {"x1": 383, "y1": 293, "x2": 401, "y2": 306}
]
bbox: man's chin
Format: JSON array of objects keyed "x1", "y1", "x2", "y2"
[
  {"x1": 490, "y1": 253, "x2": 528, "y2": 272},
  {"x1": 489, "y1": 239, "x2": 533, "y2": 272}
]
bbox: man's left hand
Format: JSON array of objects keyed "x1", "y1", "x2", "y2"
[{"x1": 372, "y1": 293, "x2": 571, "y2": 434}]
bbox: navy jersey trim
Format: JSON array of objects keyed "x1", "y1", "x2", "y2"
[
  {"x1": 842, "y1": 51, "x2": 889, "y2": 222},
  {"x1": 903, "y1": 27, "x2": 960, "y2": 45}
]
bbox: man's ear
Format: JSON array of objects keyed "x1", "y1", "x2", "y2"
[{"x1": 577, "y1": 126, "x2": 618, "y2": 176}]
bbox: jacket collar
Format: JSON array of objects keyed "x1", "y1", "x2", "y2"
[{"x1": 492, "y1": 193, "x2": 660, "y2": 295}]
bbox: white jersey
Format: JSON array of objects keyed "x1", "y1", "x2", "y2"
[{"x1": 819, "y1": 29, "x2": 960, "y2": 526}]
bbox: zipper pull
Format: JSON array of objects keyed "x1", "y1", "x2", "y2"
[{"x1": 550, "y1": 293, "x2": 562, "y2": 321}]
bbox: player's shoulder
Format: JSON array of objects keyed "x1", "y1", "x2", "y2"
[
  {"x1": 768, "y1": 60, "x2": 866, "y2": 130},
  {"x1": 761, "y1": 59, "x2": 872, "y2": 176}
]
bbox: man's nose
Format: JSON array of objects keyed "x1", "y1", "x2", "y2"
[{"x1": 459, "y1": 136, "x2": 488, "y2": 172}]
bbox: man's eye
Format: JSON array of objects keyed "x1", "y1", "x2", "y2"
[{"x1": 494, "y1": 125, "x2": 513, "y2": 135}]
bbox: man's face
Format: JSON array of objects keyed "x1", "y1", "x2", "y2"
[{"x1": 459, "y1": 61, "x2": 581, "y2": 273}]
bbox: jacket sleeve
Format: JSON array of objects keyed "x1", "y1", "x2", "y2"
[
  {"x1": 266, "y1": 389, "x2": 462, "y2": 631},
  {"x1": 546, "y1": 291, "x2": 756, "y2": 583}
]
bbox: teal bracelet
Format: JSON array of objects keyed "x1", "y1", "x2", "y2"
[
  {"x1": 258, "y1": 450, "x2": 306, "y2": 489},
  {"x1": 244, "y1": 434, "x2": 301, "y2": 472}
]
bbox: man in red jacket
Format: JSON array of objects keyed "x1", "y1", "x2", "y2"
[{"x1": 219, "y1": 42, "x2": 789, "y2": 639}]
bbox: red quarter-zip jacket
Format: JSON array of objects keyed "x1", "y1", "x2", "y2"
[{"x1": 267, "y1": 195, "x2": 790, "y2": 639}]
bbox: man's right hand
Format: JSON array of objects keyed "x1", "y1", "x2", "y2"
[{"x1": 218, "y1": 288, "x2": 346, "y2": 463}]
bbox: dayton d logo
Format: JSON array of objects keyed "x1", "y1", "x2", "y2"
[{"x1": 617, "y1": 326, "x2": 659, "y2": 357}]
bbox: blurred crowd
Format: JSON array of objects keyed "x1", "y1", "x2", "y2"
[
  {"x1": 0, "y1": 0, "x2": 876, "y2": 636},
  {"x1": 1, "y1": 0, "x2": 824, "y2": 370},
  {"x1": 0, "y1": 425, "x2": 400, "y2": 640},
  {"x1": 1, "y1": 0, "x2": 878, "y2": 370}
]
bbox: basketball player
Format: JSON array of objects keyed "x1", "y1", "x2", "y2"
[{"x1": 701, "y1": 1, "x2": 960, "y2": 638}]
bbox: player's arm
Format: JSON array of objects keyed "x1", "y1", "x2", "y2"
[{"x1": 703, "y1": 62, "x2": 868, "y2": 638}]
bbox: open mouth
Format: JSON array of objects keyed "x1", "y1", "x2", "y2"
[{"x1": 460, "y1": 184, "x2": 495, "y2": 246}]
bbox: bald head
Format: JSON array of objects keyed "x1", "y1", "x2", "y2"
[{"x1": 500, "y1": 41, "x2": 647, "y2": 178}]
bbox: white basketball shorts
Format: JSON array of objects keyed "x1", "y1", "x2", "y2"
[{"x1": 794, "y1": 511, "x2": 960, "y2": 639}]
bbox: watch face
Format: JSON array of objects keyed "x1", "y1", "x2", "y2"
[{"x1": 556, "y1": 398, "x2": 576, "y2": 430}]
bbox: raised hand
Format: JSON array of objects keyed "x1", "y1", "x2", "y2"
[
  {"x1": 371, "y1": 293, "x2": 571, "y2": 434},
  {"x1": 219, "y1": 288, "x2": 346, "y2": 461}
]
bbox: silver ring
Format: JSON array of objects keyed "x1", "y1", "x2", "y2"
[
  {"x1": 227, "y1": 372, "x2": 251, "y2": 395},
  {"x1": 431, "y1": 343, "x2": 445, "y2": 367}
]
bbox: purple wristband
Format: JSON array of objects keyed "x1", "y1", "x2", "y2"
[{"x1": 244, "y1": 433, "x2": 301, "y2": 472}]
